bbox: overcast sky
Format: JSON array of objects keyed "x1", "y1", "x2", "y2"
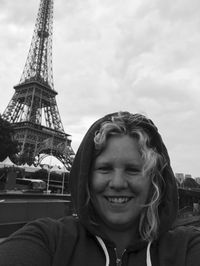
[{"x1": 0, "y1": 0, "x2": 200, "y2": 177}]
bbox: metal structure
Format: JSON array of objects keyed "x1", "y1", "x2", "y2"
[{"x1": 2, "y1": 0, "x2": 74, "y2": 169}]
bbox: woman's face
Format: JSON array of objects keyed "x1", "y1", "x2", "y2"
[{"x1": 91, "y1": 135, "x2": 151, "y2": 231}]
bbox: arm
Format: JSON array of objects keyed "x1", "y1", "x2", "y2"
[
  {"x1": 0, "y1": 238, "x2": 51, "y2": 266},
  {"x1": 186, "y1": 227, "x2": 200, "y2": 266},
  {"x1": 0, "y1": 218, "x2": 56, "y2": 266}
]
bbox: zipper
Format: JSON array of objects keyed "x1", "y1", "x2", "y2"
[
  {"x1": 114, "y1": 248, "x2": 126, "y2": 266},
  {"x1": 116, "y1": 258, "x2": 122, "y2": 266}
]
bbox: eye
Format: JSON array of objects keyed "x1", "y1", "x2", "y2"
[
  {"x1": 126, "y1": 167, "x2": 141, "y2": 175},
  {"x1": 94, "y1": 165, "x2": 112, "y2": 173}
]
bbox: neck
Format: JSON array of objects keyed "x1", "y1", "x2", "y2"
[{"x1": 100, "y1": 224, "x2": 139, "y2": 256}]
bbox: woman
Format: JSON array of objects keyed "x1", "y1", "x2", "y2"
[{"x1": 0, "y1": 111, "x2": 200, "y2": 266}]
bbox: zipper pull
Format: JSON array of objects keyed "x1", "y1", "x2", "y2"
[
  {"x1": 114, "y1": 248, "x2": 123, "y2": 266},
  {"x1": 116, "y1": 258, "x2": 122, "y2": 266}
]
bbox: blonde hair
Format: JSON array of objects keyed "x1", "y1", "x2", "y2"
[{"x1": 92, "y1": 112, "x2": 166, "y2": 242}]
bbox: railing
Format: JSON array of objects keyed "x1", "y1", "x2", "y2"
[{"x1": 0, "y1": 192, "x2": 72, "y2": 237}]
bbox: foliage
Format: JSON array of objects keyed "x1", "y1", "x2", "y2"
[
  {"x1": 30, "y1": 169, "x2": 70, "y2": 193},
  {"x1": 0, "y1": 167, "x2": 8, "y2": 183},
  {"x1": 0, "y1": 116, "x2": 19, "y2": 162},
  {"x1": 182, "y1": 177, "x2": 200, "y2": 188},
  {"x1": 31, "y1": 169, "x2": 69, "y2": 182},
  {"x1": 31, "y1": 169, "x2": 49, "y2": 181}
]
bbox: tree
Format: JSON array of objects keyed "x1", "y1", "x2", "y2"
[
  {"x1": 0, "y1": 115, "x2": 19, "y2": 162},
  {"x1": 182, "y1": 177, "x2": 200, "y2": 189}
]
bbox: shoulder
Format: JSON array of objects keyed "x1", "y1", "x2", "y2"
[
  {"x1": 168, "y1": 225, "x2": 200, "y2": 239},
  {"x1": 5, "y1": 216, "x2": 83, "y2": 251},
  {"x1": 173, "y1": 226, "x2": 200, "y2": 265},
  {"x1": 0, "y1": 217, "x2": 86, "y2": 266},
  {"x1": 24, "y1": 215, "x2": 82, "y2": 238},
  {"x1": 158, "y1": 226, "x2": 200, "y2": 264},
  {"x1": 160, "y1": 225, "x2": 200, "y2": 244},
  {"x1": 158, "y1": 225, "x2": 200, "y2": 251}
]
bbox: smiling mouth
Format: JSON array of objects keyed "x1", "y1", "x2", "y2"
[{"x1": 105, "y1": 196, "x2": 133, "y2": 204}]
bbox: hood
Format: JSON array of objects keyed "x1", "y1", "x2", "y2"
[{"x1": 69, "y1": 111, "x2": 178, "y2": 238}]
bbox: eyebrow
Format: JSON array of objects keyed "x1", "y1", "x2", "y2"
[
  {"x1": 94, "y1": 160, "x2": 142, "y2": 168},
  {"x1": 125, "y1": 162, "x2": 142, "y2": 168},
  {"x1": 93, "y1": 161, "x2": 111, "y2": 167}
]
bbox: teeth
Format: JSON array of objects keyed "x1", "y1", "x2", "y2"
[{"x1": 106, "y1": 197, "x2": 130, "y2": 204}]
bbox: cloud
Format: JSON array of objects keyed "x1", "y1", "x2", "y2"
[
  {"x1": 0, "y1": 0, "x2": 39, "y2": 25},
  {"x1": 155, "y1": 0, "x2": 200, "y2": 21},
  {"x1": 0, "y1": 0, "x2": 200, "y2": 176}
]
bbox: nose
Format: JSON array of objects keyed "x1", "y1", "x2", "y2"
[{"x1": 109, "y1": 170, "x2": 128, "y2": 190}]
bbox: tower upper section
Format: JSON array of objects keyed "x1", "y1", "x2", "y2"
[{"x1": 20, "y1": 0, "x2": 54, "y2": 90}]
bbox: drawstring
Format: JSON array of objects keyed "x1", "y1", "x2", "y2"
[
  {"x1": 146, "y1": 241, "x2": 152, "y2": 266},
  {"x1": 96, "y1": 236, "x2": 152, "y2": 266},
  {"x1": 96, "y1": 236, "x2": 110, "y2": 266}
]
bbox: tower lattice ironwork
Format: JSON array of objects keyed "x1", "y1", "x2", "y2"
[{"x1": 2, "y1": 0, "x2": 74, "y2": 169}]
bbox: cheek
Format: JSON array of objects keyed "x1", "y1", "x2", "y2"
[
  {"x1": 128, "y1": 177, "x2": 151, "y2": 196},
  {"x1": 141, "y1": 180, "x2": 152, "y2": 201},
  {"x1": 91, "y1": 173, "x2": 107, "y2": 193}
]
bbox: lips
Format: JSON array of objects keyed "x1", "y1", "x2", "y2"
[{"x1": 105, "y1": 196, "x2": 133, "y2": 204}]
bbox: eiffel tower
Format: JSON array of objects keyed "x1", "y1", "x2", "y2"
[{"x1": 2, "y1": 0, "x2": 74, "y2": 169}]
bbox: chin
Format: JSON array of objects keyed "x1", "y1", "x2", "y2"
[{"x1": 103, "y1": 215, "x2": 140, "y2": 231}]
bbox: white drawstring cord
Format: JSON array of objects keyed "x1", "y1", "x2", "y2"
[
  {"x1": 96, "y1": 236, "x2": 110, "y2": 266},
  {"x1": 96, "y1": 235, "x2": 152, "y2": 266},
  {"x1": 146, "y1": 241, "x2": 152, "y2": 266}
]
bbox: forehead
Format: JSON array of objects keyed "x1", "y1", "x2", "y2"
[{"x1": 94, "y1": 135, "x2": 142, "y2": 165}]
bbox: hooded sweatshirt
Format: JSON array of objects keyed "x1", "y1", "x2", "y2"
[{"x1": 0, "y1": 112, "x2": 200, "y2": 266}]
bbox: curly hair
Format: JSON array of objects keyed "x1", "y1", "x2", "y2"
[{"x1": 92, "y1": 111, "x2": 166, "y2": 242}]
